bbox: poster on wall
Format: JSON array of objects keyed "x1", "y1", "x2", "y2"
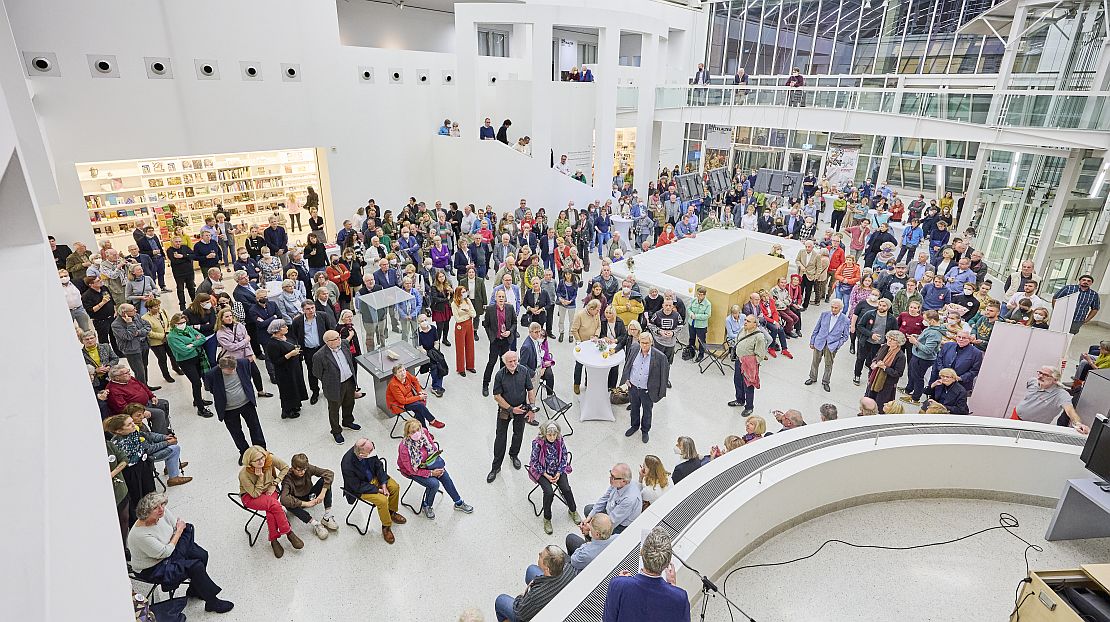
[
  {"x1": 825, "y1": 145, "x2": 859, "y2": 189},
  {"x1": 706, "y1": 125, "x2": 732, "y2": 151}
]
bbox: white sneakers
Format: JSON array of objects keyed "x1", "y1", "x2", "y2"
[{"x1": 314, "y1": 523, "x2": 329, "y2": 540}]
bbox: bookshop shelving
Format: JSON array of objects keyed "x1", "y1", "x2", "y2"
[{"x1": 77, "y1": 148, "x2": 321, "y2": 248}]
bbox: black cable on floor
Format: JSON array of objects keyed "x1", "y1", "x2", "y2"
[{"x1": 720, "y1": 512, "x2": 1043, "y2": 617}]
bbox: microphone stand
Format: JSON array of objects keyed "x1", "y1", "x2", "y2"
[{"x1": 670, "y1": 550, "x2": 756, "y2": 622}]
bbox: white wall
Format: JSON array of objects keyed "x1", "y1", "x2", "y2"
[{"x1": 336, "y1": 0, "x2": 456, "y2": 53}]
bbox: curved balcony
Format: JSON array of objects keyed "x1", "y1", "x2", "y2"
[
  {"x1": 534, "y1": 415, "x2": 1091, "y2": 621},
  {"x1": 645, "y1": 85, "x2": 1110, "y2": 150}
]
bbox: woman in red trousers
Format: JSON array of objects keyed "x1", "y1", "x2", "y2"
[{"x1": 450, "y1": 286, "x2": 477, "y2": 376}]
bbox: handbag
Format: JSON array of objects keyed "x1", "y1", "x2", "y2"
[{"x1": 609, "y1": 385, "x2": 630, "y2": 404}]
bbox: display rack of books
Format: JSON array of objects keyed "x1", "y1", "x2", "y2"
[{"x1": 78, "y1": 148, "x2": 321, "y2": 248}]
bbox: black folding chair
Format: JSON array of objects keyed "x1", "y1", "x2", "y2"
[
  {"x1": 698, "y1": 340, "x2": 732, "y2": 375},
  {"x1": 153, "y1": 471, "x2": 167, "y2": 493},
  {"x1": 388, "y1": 369, "x2": 434, "y2": 439},
  {"x1": 539, "y1": 384, "x2": 574, "y2": 437},
  {"x1": 226, "y1": 492, "x2": 266, "y2": 547},
  {"x1": 341, "y1": 458, "x2": 391, "y2": 536},
  {"x1": 129, "y1": 571, "x2": 189, "y2": 604},
  {"x1": 401, "y1": 477, "x2": 444, "y2": 515},
  {"x1": 526, "y1": 451, "x2": 574, "y2": 517}
]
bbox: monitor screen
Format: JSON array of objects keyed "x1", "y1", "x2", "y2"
[{"x1": 1081, "y1": 414, "x2": 1110, "y2": 482}]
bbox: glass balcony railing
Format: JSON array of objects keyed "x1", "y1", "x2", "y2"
[
  {"x1": 616, "y1": 86, "x2": 639, "y2": 109},
  {"x1": 655, "y1": 85, "x2": 1110, "y2": 131}
]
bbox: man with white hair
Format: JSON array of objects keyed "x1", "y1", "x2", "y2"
[
  {"x1": 806, "y1": 298, "x2": 851, "y2": 392},
  {"x1": 1012, "y1": 366, "x2": 1089, "y2": 433},
  {"x1": 931, "y1": 330, "x2": 983, "y2": 394},
  {"x1": 340, "y1": 438, "x2": 406, "y2": 544},
  {"x1": 602, "y1": 526, "x2": 689, "y2": 621},
  {"x1": 311, "y1": 330, "x2": 362, "y2": 444},
  {"x1": 487, "y1": 350, "x2": 535, "y2": 483},
  {"x1": 581, "y1": 463, "x2": 641, "y2": 535}
]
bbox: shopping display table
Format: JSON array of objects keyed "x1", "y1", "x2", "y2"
[{"x1": 572, "y1": 340, "x2": 625, "y2": 422}]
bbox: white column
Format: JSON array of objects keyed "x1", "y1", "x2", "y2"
[
  {"x1": 454, "y1": 9, "x2": 481, "y2": 143},
  {"x1": 633, "y1": 33, "x2": 660, "y2": 196},
  {"x1": 1033, "y1": 149, "x2": 1085, "y2": 270},
  {"x1": 595, "y1": 25, "x2": 620, "y2": 194},
  {"x1": 986, "y1": 4, "x2": 1028, "y2": 124},
  {"x1": 958, "y1": 146, "x2": 989, "y2": 234},
  {"x1": 530, "y1": 20, "x2": 554, "y2": 172}
]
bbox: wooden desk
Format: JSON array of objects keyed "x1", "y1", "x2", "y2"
[
  {"x1": 1013, "y1": 564, "x2": 1110, "y2": 621},
  {"x1": 697, "y1": 254, "x2": 789, "y2": 343}
]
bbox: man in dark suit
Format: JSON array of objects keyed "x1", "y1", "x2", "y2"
[
  {"x1": 340, "y1": 438, "x2": 406, "y2": 544},
  {"x1": 518, "y1": 322, "x2": 553, "y2": 397},
  {"x1": 784, "y1": 208, "x2": 804, "y2": 239},
  {"x1": 600, "y1": 305, "x2": 627, "y2": 389},
  {"x1": 203, "y1": 356, "x2": 267, "y2": 460},
  {"x1": 136, "y1": 226, "x2": 168, "y2": 291},
  {"x1": 372, "y1": 257, "x2": 402, "y2": 332},
  {"x1": 232, "y1": 270, "x2": 264, "y2": 358},
  {"x1": 291, "y1": 300, "x2": 336, "y2": 404},
  {"x1": 492, "y1": 234, "x2": 517, "y2": 272},
  {"x1": 515, "y1": 223, "x2": 539, "y2": 256},
  {"x1": 481, "y1": 289, "x2": 519, "y2": 397},
  {"x1": 539, "y1": 229, "x2": 558, "y2": 273},
  {"x1": 620, "y1": 333, "x2": 669, "y2": 443},
  {"x1": 692, "y1": 63, "x2": 710, "y2": 84},
  {"x1": 312, "y1": 330, "x2": 363, "y2": 444}
]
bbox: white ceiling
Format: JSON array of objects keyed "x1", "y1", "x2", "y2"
[{"x1": 353, "y1": 0, "x2": 520, "y2": 14}]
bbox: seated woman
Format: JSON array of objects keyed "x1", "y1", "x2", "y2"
[
  {"x1": 1070, "y1": 340, "x2": 1110, "y2": 392},
  {"x1": 396, "y1": 419, "x2": 474, "y2": 520},
  {"x1": 671, "y1": 436, "x2": 704, "y2": 485},
  {"x1": 106, "y1": 413, "x2": 191, "y2": 487},
  {"x1": 709, "y1": 435, "x2": 745, "y2": 460},
  {"x1": 528, "y1": 421, "x2": 580, "y2": 535},
  {"x1": 120, "y1": 403, "x2": 190, "y2": 475},
  {"x1": 637, "y1": 454, "x2": 672, "y2": 510},
  {"x1": 128, "y1": 493, "x2": 234, "y2": 614},
  {"x1": 741, "y1": 415, "x2": 766, "y2": 443},
  {"x1": 922, "y1": 367, "x2": 970, "y2": 415},
  {"x1": 239, "y1": 445, "x2": 303, "y2": 558},
  {"x1": 386, "y1": 363, "x2": 445, "y2": 428},
  {"x1": 416, "y1": 314, "x2": 446, "y2": 397}
]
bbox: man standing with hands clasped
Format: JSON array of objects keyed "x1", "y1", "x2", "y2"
[
  {"x1": 487, "y1": 350, "x2": 536, "y2": 484},
  {"x1": 620, "y1": 333, "x2": 669, "y2": 443}
]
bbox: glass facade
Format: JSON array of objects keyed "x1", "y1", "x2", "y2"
[{"x1": 705, "y1": 0, "x2": 1008, "y2": 76}]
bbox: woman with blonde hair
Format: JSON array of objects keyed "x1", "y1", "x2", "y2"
[
  {"x1": 451, "y1": 285, "x2": 477, "y2": 375},
  {"x1": 527, "y1": 421, "x2": 580, "y2": 535},
  {"x1": 672, "y1": 436, "x2": 704, "y2": 484},
  {"x1": 638, "y1": 454, "x2": 672, "y2": 509},
  {"x1": 239, "y1": 445, "x2": 302, "y2": 558},
  {"x1": 742, "y1": 415, "x2": 766, "y2": 443},
  {"x1": 396, "y1": 418, "x2": 474, "y2": 520},
  {"x1": 142, "y1": 297, "x2": 181, "y2": 384}
]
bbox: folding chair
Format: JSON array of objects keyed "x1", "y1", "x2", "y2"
[
  {"x1": 539, "y1": 384, "x2": 574, "y2": 437},
  {"x1": 401, "y1": 477, "x2": 444, "y2": 515},
  {"x1": 341, "y1": 458, "x2": 390, "y2": 536},
  {"x1": 226, "y1": 492, "x2": 267, "y2": 547},
  {"x1": 129, "y1": 570, "x2": 189, "y2": 604},
  {"x1": 698, "y1": 341, "x2": 732, "y2": 375},
  {"x1": 526, "y1": 451, "x2": 574, "y2": 517},
  {"x1": 153, "y1": 471, "x2": 167, "y2": 493},
  {"x1": 388, "y1": 368, "x2": 434, "y2": 440}
]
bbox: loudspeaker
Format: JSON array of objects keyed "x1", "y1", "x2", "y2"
[
  {"x1": 145, "y1": 57, "x2": 173, "y2": 79},
  {"x1": 88, "y1": 55, "x2": 119, "y2": 78},
  {"x1": 23, "y1": 51, "x2": 60, "y2": 77},
  {"x1": 281, "y1": 63, "x2": 301, "y2": 82},
  {"x1": 358, "y1": 66, "x2": 374, "y2": 83},
  {"x1": 488, "y1": 72, "x2": 498, "y2": 84},
  {"x1": 240, "y1": 61, "x2": 262, "y2": 81},
  {"x1": 195, "y1": 59, "x2": 220, "y2": 80},
  {"x1": 442, "y1": 71, "x2": 453, "y2": 85},
  {"x1": 389, "y1": 68, "x2": 403, "y2": 84}
]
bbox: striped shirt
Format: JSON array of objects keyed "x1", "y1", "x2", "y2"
[
  {"x1": 514, "y1": 565, "x2": 579, "y2": 620},
  {"x1": 1054, "y1": 285, "x2": 1100, "y2": 322}
]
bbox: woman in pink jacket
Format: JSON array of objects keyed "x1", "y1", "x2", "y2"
[
  {"x1": 215, "y1": 308, "x2": 272, "y2": 396},
  {"x1": 396, "y1": 419, "x2": 473, "y2": 519}
]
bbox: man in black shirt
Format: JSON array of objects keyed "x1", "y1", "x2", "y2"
[
  {"x1": 487, "y1": 350, "x2": 535, "y2": 483},
  {"x1": 49, "y1": 236, "x2": 72, "y2": 270},
  {"x1": 166, "y1": 236, "x2": 196, "y2": 311}
]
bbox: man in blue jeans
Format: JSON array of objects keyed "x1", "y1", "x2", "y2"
[{"x1": 494, "y1": 545, "x2": 578, "y2": 622}]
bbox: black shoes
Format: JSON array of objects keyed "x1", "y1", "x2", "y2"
[
  {"x1": 822, "y1": 383, "x2": 831, "y2": 392},
  {"x1": 510, "y1": 456, "x2": 521, "y2": 470},
  {"x1": 624, "y1": 427, "x2": 638, "y2": 437},
  {"x1": 467, "y1": 368, "x2": 477, "y2": 373},
  {"x1": 482, "y1": 386, "x2": 489, "y2": 397},
  {"x1": 486, "y1": 469, "x2": 499, "y2": 483},
  {"x1": 333, "y1": 433, "x2": 345, "y2": 444},
  {"x1": 641, "y1": 431, "x2": 649, "y2": 443},
  {"x1": 728, "y1": 400, "x2": 744, "y2": 407},
  {"x1": 804, "y1": 379, "x2": 816, "y2": 386},
  {"x1": 201, "y1": 399, "x2": 213, "y2": 406},
  {"x1": 344, "y1": 423, "x2": 362, "y2": 430},
  {"x1": 148, "y1": 385, "x2": 162, "y2": 392},
  {"x1": 163, "y1": 377, "x2": 176, "y2": 384},
  {"x1": 741, "y1": 408, "x2": 753, "y2": 417},
  {"x1": 310, "y1": 392, "x2": 320, "y2": 405},
  {"x1": 197, "y1": 407, "x2": 214, "y2": 418}
]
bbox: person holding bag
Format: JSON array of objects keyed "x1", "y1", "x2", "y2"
[
  {"x1": 528, "y1": 421, "x2": 580, "y2": 535},
  {"x1": 727, "y1": 315, "x2": 769, "y2": 417},
  {"x1": 865, "y1": 330, "x2": 907, "y2": 412},
  {"x1": 396, "y1": 419, "x2": 474, "y2": 520}
]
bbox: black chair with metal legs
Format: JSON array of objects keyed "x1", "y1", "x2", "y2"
[
  {"x1": 539, "y1": 384, "x2": 574, "y2": 437},
  {"x1": 340, "y1": 458, "x2": 391, "y2": 536},
  {"x1": 401, "y1": 477, "x2": 444, "y2": 515},
  {"x1": 388, "y1": 410, "x2": 412, "y2": 440},
  {"x1": 129, "y1": 571, "x2": 190, "y2": 604},
  {"x1": 698, "y1": 340, "x2": 732, "y2": 375},
  {"x1": 225, "y1": 492, "x2": 266, "y2": 547},
  {"x1": 526, "y1": 451, "x2": 573, "y2": 517}
]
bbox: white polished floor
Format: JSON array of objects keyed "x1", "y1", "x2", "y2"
[
  {"x1": 708, "y1": 498, "x2": 1110, "y2": 622},
  {"x1": 129, "y1": 259, "x2": 1106, "y2": 621}
]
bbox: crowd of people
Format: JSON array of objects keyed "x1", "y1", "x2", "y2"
[{"x1": 51, "y1": 159, "x2": 1103, "y2": 621}]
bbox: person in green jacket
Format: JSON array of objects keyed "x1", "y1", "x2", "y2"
[
  {"x1": 831, "y1": 193, "x2": 848, "y2": 231},
  {"x1": 686, "y1": 286, "x2": 712, "y2": 363},
  {"x1": 167, "y1": 312, "x2": 214, "y2": 417}
]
